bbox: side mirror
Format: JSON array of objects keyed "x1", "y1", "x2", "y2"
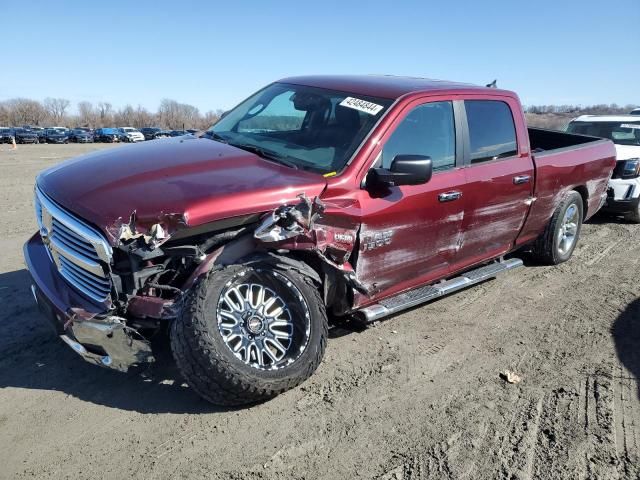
[{"x1": 368, "y1": 154, "x2": 433, "y2": 187}]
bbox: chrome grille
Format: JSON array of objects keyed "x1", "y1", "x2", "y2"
[
  {"x1": 35, "y1": 186, "x2": 113, "y2": 303},
  {"x1": 58, "y1": 256, "x2": 111, "y2": 300},
  {"x1": 51, "y1": 218, "x2": 102, "y2": 263}
]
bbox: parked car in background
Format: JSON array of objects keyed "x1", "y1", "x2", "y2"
[
  {"x1": 630, "y1": 108, "x2": 640, "y2": 116},
  {"x1": 567, "y1": 115, "x2": 640, "y2": 222},
  {"x1": 44, "y1": 128, "x2": 69, "y2": 144},
  {"x1": 68, "y1": 129, "x2": 94, "y2": 143},
  {"x1": 24, "y1": 126, "x2": 46, "y2": 143},
  {"x1": 34, "y1": 128, "x2": 48, "y2": 143},
  {"x1": 169, "y1": 129, "x2": 189, "y2": 137},
  {"x1": 94, "y1": 128, "x2": 127, "y2": 143},
  {"x1": 0, "y1": 128, "x2": 15, "y2": 143},
  {"x1": 24, "y1": 75, "x2": 616, "y2": 406},
  {"x1": 13, "y1": 128, "x2": 39, "y2": 144},
  {"x1": 139, "y1": 127, "x2": 161, "y2": 140},
  {"x1": 154, "y1": 130, "x2": 172, "y2": 139},
  {"x1": 118, "y1": 127, "x2": 145, "y2": 142}
]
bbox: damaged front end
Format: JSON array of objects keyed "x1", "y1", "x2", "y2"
[
  {"x1": 253, "y1": 194, "x2": 367, "y2": 309},
  {"x1": 27, "y1": 192, "x2": 364, "y2": 373},
  {"x1": 107, "y1": 194, "x2": 364, "y2": 329}
]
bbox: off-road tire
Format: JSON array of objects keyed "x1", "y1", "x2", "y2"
[
  {"x1": 532, "y1": 190, "x2": 583, "y2": 265},
  {"x1": 170, "y1": 262, "x2": 328, "y2": 406}
]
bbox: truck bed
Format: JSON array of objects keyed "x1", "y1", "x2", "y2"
[{"x1": 528, "y1": 127, "x2": 603, "y2": 154}]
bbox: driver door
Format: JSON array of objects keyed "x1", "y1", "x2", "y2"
[{"x1": 355, "y1": 98, "x2": 468, "y2": 301}]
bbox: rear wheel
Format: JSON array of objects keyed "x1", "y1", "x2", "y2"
[
  {"x1": 532, "y1": 191, "x2": 583, "y2": 265},
  {"x1": 171, "y1": 262, "x2": 328, "y2": 406}
]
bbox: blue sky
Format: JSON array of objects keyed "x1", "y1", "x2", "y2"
[{"x1": 2, "y1": 0, "x2": 638, "y2": 112}]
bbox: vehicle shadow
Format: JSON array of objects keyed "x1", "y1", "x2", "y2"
[
  {"x1": 587, "y1": 210, "x2": 635, "y2": 225},
  {"x1": 0, "y1": 268, "x2": 228, "y2": 414},
  {"x1": 611, "y1": 297, "x2": 640, "y2": 400}
]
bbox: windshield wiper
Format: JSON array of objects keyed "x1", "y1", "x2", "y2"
[
  {"x1": 229, "y1": 143, "x2": 299, "y2": 170},
  {"x1": 205, "y1": 131, "x2": 229, "y2": 143}
]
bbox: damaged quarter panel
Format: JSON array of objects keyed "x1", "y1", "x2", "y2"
[{"x1": 515, "y1": 139, "x2": 616, "y2": 245}]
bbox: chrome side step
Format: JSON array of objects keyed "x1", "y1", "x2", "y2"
[{"x1": 355, "y1": 258, "x2": 523, "y2": 323}]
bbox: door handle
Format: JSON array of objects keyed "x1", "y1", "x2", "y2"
[
  {"x1": 438, "y1": 191, "x2": 462, "y2": 202},
  {"x1": 513, "y1": 175, "x2": 531, "y2": 185}
]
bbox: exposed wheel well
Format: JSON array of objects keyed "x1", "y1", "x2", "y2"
[{"x1": 573, "y1": 185, "x2": 589, "y2": 218}]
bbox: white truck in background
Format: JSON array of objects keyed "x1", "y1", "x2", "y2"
[{"x1": 567, "y1": 115, "x2": 640, "y2": 222}]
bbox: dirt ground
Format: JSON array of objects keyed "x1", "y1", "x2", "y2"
[{"x1": 0, "y1": 143, "x2": 639, "y2": 480}]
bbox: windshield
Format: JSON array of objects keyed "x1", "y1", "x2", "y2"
[
  {"x1": 207, "y1": 82, "x2": 392, "y2": 173},
  {"x1": 567, "y1": 121, "x2": 640, "y2": 146}
]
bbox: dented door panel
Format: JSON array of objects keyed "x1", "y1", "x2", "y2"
[
  {"x1": 454, "y1": 155, "x2": 534, "y2": 268},
  {"x1": 351, "y1": 169, "x2": 467, "y2": 306}
]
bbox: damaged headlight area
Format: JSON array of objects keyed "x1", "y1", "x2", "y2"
[{"x1": 105, "y1": 211, "x2": 251, "y2": 324}]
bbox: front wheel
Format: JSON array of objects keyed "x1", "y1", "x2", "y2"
[
  {"x1": 171, "y1": 262, "x2": 328, "y2": 406},
  {"x1": 532, "y1": 190, "x2": 583, "y2": 265}
]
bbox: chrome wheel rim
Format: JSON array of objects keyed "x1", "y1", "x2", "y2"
[
  {"x1": 216, "y1": 269, "x2": 311, "y2": 370},
  {"x1": 557, "y1": 203, "x2": 579, "y2": 255}
]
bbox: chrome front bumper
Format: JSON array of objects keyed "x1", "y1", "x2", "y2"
[
  {"x1": 59, "y1": 317, "x2": 153, "y2": 371},
  {"x1": 25, "y1": 233, "x2": 154, "y2": 372}
]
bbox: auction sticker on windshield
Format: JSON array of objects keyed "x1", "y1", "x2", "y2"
[
  {"x1": 339, "y1": 97, "x2": 384, "y2": 115},
  {"x1": 621, "y1": 124, "x2": 640, "y2": 129}
]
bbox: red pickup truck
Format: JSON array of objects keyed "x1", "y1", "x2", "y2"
[{"x1": 24, "y1": 76, "x2": 616, "y2": 405}]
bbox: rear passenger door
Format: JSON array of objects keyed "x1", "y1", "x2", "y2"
[{"x1": 452, "y1": 99, "x2": 534, "y2": 270}]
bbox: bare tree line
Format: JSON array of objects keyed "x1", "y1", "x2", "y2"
[
  {"x1": 1, "y1": 96, "x2": 637, "y2": 132},
  {"x1": 525, "y1": 103, "x2": 637, "y2": 116},
  {"x1": 525, "y1": 103, "x2": 638, "y2": 131},
  {"x1": 0, "y1": 97, "x2": 224, "y2": 130}
]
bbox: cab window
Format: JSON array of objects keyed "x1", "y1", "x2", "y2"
[
  {"x1": 382, "y1": 101, "x2": 456, "y2": 173},
  {"x1": 464, "y1": 100, "x2": 517, "y2": 164}
]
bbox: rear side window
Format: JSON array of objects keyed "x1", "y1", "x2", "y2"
[
  {"x1": 465, "y1": 100, "x2": 517, "y2": 164},
  {"x1": 382, "y1": 101, "x2": 456, "y2": 173}
]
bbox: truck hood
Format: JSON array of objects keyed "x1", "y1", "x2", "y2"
[
  {"x1": 37, "y1": 137, "x2": 327, "y2": 242},
  {"x1": 614, "y1": 143, "x2": 640, "y2": 160}
]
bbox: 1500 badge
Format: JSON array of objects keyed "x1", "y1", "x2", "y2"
[{"x1": 361, "y1": 230, "x2": 393, "y2": 251}]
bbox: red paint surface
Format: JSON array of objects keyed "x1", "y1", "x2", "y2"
[{"x1": 38, "y1": 137, "x2": 326, "y2": 239}]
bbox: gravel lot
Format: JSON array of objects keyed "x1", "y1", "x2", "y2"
[{"x1": 0, "y1": 143, "x2": 639, "y2": 480}]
